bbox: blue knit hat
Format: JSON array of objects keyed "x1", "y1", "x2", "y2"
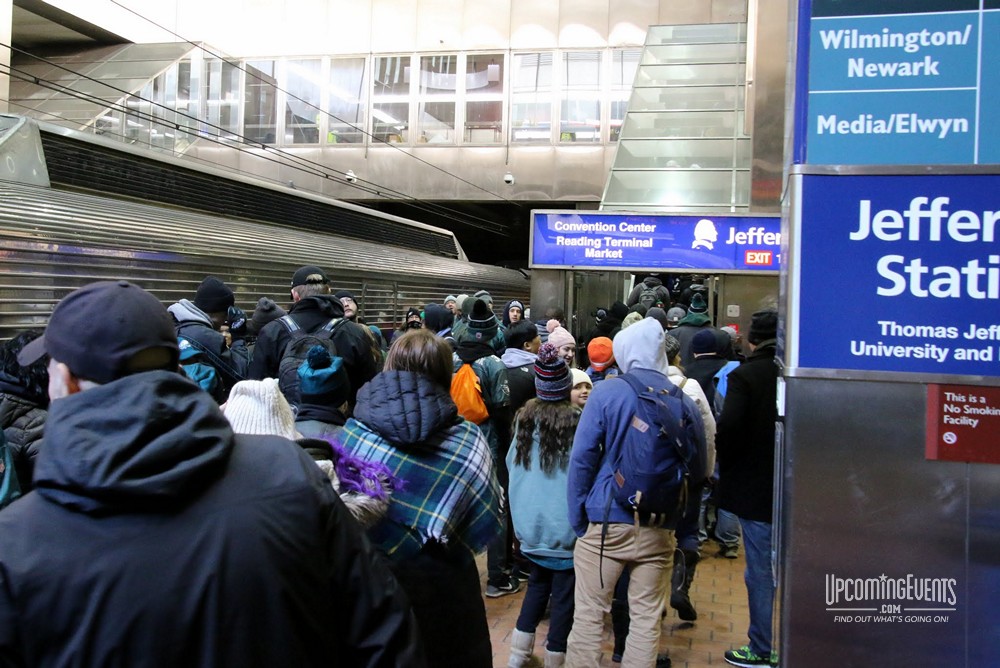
[
  {"x1": 535, "y1": 342, "x2": 572, "y2": 402},
  {"x1": 298, "y1": 345, "x2": 350, "y2": 407}
]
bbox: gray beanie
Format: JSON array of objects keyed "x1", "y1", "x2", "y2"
[{"x1": 664, "y1": 334, "x2": 681, "y2": 363}]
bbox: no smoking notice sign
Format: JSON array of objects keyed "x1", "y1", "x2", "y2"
[{"x1": 926, "y1": 385, "x2": 1000, "y2": 465}]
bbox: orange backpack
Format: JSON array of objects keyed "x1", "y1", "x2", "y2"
[{"x1": 450, "y1": 363, "x2": 489, "y2": 424}]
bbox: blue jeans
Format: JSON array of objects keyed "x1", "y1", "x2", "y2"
[
  {"x1": 515, "y1": 563, "x2": 575, "y2": 652},
  {"x1": 738, "y1": 518, "x2": 774, "y2": 656},
  {"x1": 715, "y1": 508, "x2": 741, "y2": 549}
]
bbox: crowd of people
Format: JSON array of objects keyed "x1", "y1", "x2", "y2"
[{"x1": 0, "y1": 269, "x2": 780, "y2": 668}]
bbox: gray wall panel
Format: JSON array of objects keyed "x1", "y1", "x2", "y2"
[{"x1": 781, "y1": 378, "x2": 974, "y2": 666}]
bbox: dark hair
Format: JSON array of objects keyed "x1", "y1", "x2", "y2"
[
  {"x1": 0, "y1": 330, "x2": 49, "y2": 406},
  {"x1": 503, "y1": 319, "x2": 538, "y2": 351},
  {"x1": 383, "y1": 329, "x2": 454, "y2": 391},
  {"x1": 513, "y1": 399, "x2": 580, "y2": 475}
]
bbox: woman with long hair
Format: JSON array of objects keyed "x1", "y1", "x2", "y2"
[
  {"x1": 505, "y1": 343, "x2": 581, "y2": 668},
  {"x1": 337, "y1": 329, "x2": 503, "y2": 668}
]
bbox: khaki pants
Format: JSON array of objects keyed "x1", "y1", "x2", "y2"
[{"x1": 566, "y1": 522, "x2": 675, "y2": 668}]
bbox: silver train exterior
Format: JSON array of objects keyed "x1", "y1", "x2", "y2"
[{"x1": 0, "y1": 115, "x2": 529, "y2": 339}]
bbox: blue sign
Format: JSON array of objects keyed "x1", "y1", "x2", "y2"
[
  {"x1": 796, "y1": 173, "x2": 1000, "y2": 376},
  {"x1": 530, "y1": 212, "x2": 781, "y2": 272},
  {"x1": 798, "y1": 1, "x2": 999, "y2": 164}
]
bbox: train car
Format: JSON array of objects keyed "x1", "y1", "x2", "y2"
[{"x1": 0, "y1": 115, "x2": 529, "y2": 339}]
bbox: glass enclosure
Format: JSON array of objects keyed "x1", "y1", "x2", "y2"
[
  {"x1": 77, "y1": 46, "x2": 662, "y2": 153},
  {"x1": 602, "y1": 23, "x2": 750, "y2": 212}
]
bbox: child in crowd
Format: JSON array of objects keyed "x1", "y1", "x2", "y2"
[
  {"x1": 505, "y1": 343, "x2": 581, "y2": 668},
  {"x1": 585, "y1": 336, "x2": 620, "y2": 384},
  {"x1": 570, "y1": 368, "x2": 592, "y2": 409},
  {"x1": 546, "y1": 320, "x2": 577, "y2": 368}
]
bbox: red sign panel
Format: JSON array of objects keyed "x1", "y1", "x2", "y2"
[
  {"x1": 744, "y1": 250, "x2": 773, "y2": 266},
  {"x1": 926, "y1": 384, "x2": 1000, "y2": 465}
]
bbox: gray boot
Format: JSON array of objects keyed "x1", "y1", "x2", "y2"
[
  {"x1": 508, "y1": 629, "x2": 536, "y2": 668},
  {"x1": 544, "y1": 650, "x2": 566, "y2": 667},
  {"x1": 669, "y1": 549, "x2": 700, "y2": 621}
]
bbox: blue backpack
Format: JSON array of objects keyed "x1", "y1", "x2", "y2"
[
  {"x1": 611, "y1": 374, "x2": 704, "y2": 524},
  {"x1": 177, "y1": 336, "x2": 224, "y2": 401}
]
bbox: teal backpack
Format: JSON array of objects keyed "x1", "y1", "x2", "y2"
[{"x1": 177, "y1": 336, "x2": 224, "y2": 401}]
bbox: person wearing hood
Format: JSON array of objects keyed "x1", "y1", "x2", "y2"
[
  {"x1": 452, "y1": 298, "x2": 517, "y2": 598},
  {"x1": 663, "y1": 334, "x2": 716, "y2": 625},
  {"x1": 249, "y1": 266, "x2": 376, "y2": 412},
  {"x1": 501, "y1": 319, "x2": 541, "y2": 416},
  {"x1": 423, "y1": 303, "x2": 456, "y2": 350},
  {"x1": 0, "y1": 280, "x2": 424, "y2": 668},
  {"x1": 335, "y1": 289, "x2": 388, "y2": 366},
  {"x1": 169, "y1": 275, "x2": 251, "y2": 400},
  {"x1": 0, "y1": 331, "x2": 49, "y2": 495},
  {"x1": 565, "y1": 318, "x2": 707, "y2": 668},
  {"x1": 339, "y1": 329, "x2": 503, "y2": 668}
]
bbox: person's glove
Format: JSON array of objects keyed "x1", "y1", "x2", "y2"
[{"x1": 227, "y1": 305, "x2": 248, "y2": 339}]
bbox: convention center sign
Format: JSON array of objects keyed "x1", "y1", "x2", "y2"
[
  {"x1": 799, "y1": 0, "x2": 999, "y2": 165},
  {"x1": 794, "y1": 173, "x2": 1000, "y2": 377},
  {"x1": 530, "y1": 211, "x2": 781, "y2": 273}
]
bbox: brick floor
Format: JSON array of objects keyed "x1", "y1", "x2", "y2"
[{"x1": 481, "y1": 543, "x2": 751, "y2": 667}]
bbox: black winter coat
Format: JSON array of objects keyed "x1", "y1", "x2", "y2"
[
  {"x1": 0, "y1": 371, "x2": 424, "y2": 668},
  {"x1": 249, "y1": 295, "x2": 376, "y2": 409},
  {"x1": 715, "y1": 343, "x2": 779, "y2": 522},
  {"x1": 0, "y1": 393, "x2": 45, "y2": 493}
]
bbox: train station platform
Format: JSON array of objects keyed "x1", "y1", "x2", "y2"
[{"x1": 480, "y1": 546, "x2": 752, "y2": 667}]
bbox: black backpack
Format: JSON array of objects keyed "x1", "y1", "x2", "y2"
[
  {"x1": 611, "y1": 374, "x2": 704, "y2": 524},
  {"x1": 637, "y1": 284, "x2": 661, "y2": 310},
  {"x1": 277, "y1": 315, "x2": 346, "y2": 406}
]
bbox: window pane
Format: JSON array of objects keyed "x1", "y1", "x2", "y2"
[
  {"x1": 419, "y1": 54, "x2": 458, "y2": 94},
  {"x1": 244, "y1": 60, "x2": 276, "y2": 143},
  {"x1": 610, "y1": 49, "x2": 641, "y2": 142},
  {"x1": 511, "y1": 53, "x2": 552, "y2": 143},
  {"x1": 561, "y1": 51, "x2": 601, "y2": 143},
  {"x1": 285, "y1": 59, "x2": 321, "y2": 144},
  {"x1": 372, "y1": 102, "x2": 408, "y2": 142},
  {"x1": 326, "y1": 57, "x2": 366, "y2": 144},
  {"x1": 374, "y1": 56, "x2": 411, "y2": 95},
  {"x1": 466, "y1": 54, "x2": 504, "y2": 94},
  {"x1": 465, "y1": 100, "x2": 502, "y2": 143},
  {"x1": 417, "y1": 100, "x2": 455, "y2": 142}
]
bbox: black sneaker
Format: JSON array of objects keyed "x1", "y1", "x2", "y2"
[{"x1": 485, "y1": 574, "x2": 522, "y2": 598}]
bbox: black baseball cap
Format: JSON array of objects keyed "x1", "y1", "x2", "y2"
[
  {"x1": 291, "y1": 266, "x2": 330, "y2": 287},
  {"x1": 18, "y1": 280, "x2": 180, "y2": 384}
]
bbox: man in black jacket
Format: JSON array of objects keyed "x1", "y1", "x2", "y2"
[
  {"x1": 168, "y1": 275, "x2": 250, "y2": 399},
  {"x1": 716, "y1": 309, "x2": 779, "y2": 668},
  {"x1": 1, "y1": 280, "x2": 423, "y2": 668},
  {"x1": 249, "y1": 266, "x2": 377, "y2": 411}
]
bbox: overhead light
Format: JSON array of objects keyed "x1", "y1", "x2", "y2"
[
  {"x1": 345, "y1": 170, "x2": 357, "y2": 183},
  {"x1": 487, "y1": 62, "x2": 500, "y2": 82}
]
